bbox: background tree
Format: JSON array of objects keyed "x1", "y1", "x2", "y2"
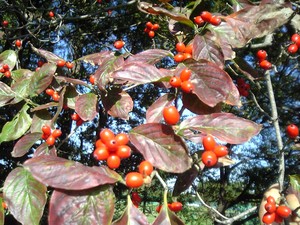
[{"x1": 1, "y1": 0, "x2": 300, "y2": 225}]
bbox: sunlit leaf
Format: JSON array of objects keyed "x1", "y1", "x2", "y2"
[
  {"x1": 49, "y1": 185, "x2": 115, "y2": 225},
  {"x1": 29, "y1": 63, "x2": 56, "y2": 96},
  {"x1": 152, "y1": 202, "x2": 185, "y2": 225},
  {"x1": 179, "y1": 113, "x2": 262, "y2": 144},
  {"x1": 11, "y1": 76, "x2": 31, "y2": 101},
  {"x1": 185, "y1": 59, "x2": 237, "y2": 107},
  {"x1": 0, "y1": 104, "x2": 32, "y2": 144},
  {"x1": 64, "y1": 85, "x2": 78, "y2": 109},
  {"x1": 77, "y1": 51, "x2": 114, "y2": 65},
  {"x1": 0, "y1": 50, "x2": 17, "y2": 70},
  {"x1": 193, "y1": 34, "x2": 224, "y2": 67},
  {"x1": 34, "y1": 143, "x2": 57, "y2": 157},
  {"x1": 95, "y1": 55, "x2": 125, "y2": 90},
  {"x1": 112, "y1": 63, "x2": 166, "y2": 85},
  {"x1": 0, "y1": 81, "x2": 15, "y2": 107},
  {"x1": 112, "y1": 196, "x2": 149, "y2": 225},
  {"x1": 146, "y1": 94, "x2": 175, "y2": 123},
  {"x1": 12, "y1": 132, "x2": 42, "y2": 158},
  {"x1": 126, "y1": 49, "x2": 173, "y2": 65},
  {"x1": 55, "y1": 76, "x2": 90, "y2": 88},
  {"x1": 129, "y1": 123, "x2": 192, "y2": 173},
  {"x1": 30, "y1": 44, "x2": 62, "y2": 63},
  {"x1": 24, "y1": 155, "x2": 122, "y2": 190},
  {"x1": 290, "y1": 175, "x2": 300, "y2": 193},
  {"x1": 173, "y1": 164, "x2": 199, "y2": 197},
  {"x1": 75, "y1": 93, "x2": 98, "y2": 121},
  {"x1": 102, "y1": 88, "x2": 133, "y2": 120},
  {"x1": 3, "y1": 167, "x2": 47, "y2": 225}
]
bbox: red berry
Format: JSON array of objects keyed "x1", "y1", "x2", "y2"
[
  {"x1": 146, "y1": 22, "x2": 153, "y2": 29},
  {"x1": 139, "y1": 160, "x2": 153, "y2": 176},
  {"x1": 37, "y1": 60, "x2": 45, "y2": 67},
  {"x1": 262, "y1": 212, "x2": 275, "y2": 224},
  {"x1": 2, "y1": 20, "x2": 9, "y2": 27},
  {"x1": 194, "y1": 16, "x2": 205, "y2": 26},
  {"x1": 286, "y1": 124, "x2": 299, "y2": 139},
  {"x1": 116, "y1": 145, "x2": 131, "y2": 159},
  {"x1": 49, "y1": 11, "x2": 55, "y2": 18},
  {"x1": 71, "y1": 113, "x2": 80, "y2": 121},
  {"x1": 4, "y1": 71, "x2": 11, "y2": 78},
  {"x1": 291, "y1": 33, "x2": 300, "y2": 46},
  {"x1": 288, "y1": 43, "x2": 298, "y2": 54},
  {"x1": 125, "y1": 172, "x2": 144, "y2": 188},
  {"x1": 2, "y1": 64, "x2": 9, "y2": 71},
  {"x1": 131, "y1": 192, "x2": 142, "y2": 203},
  {"x1": 213, "y1": 145, "x2": 228, "y2": 157},
  {"x1": 181, "y1": 80, "x2": 194, "y2": 93},
  {"x1": 202, "y1": 151, "x2": 218, "y2": 167},
  {"x1": 200, "y1": 11, "x2": 213, "y2": 22},
  {"x1": 170, "y1": 202, "x2": 183, "y2": 212},
  {"x1": 46, "y1": 135, "x2": 56, "y2": 146},
  {"x1": 89, "y1": 75, "x2": 95, "y2": 85},
  {"x1": 259, "y1": 60, "x2": 272, "y2": 70},
  {"x1": 107, "y1": 154, "x2": 121, "y2": 169},
  {"x1": 105, "y1": 139, "x2": 118, "y2": 152},
  {"x1": 184, "y1": 44, "x2": 193, "y2": 54},
  {"x1": 114, "y1": 40, "x2": 125, "y2": 49},
  {"x1": 148, "y1": 30, "x2": 155, "y2": 38},
  {"x1": 57, "y1": 60, "x2": 66, "y2": 67},
  {"x1": 180, "y1": 68, "x2": 192, "y2": 81},
  {"x1": 169, "y1": 76, "x2": 182, "y2": 88},
  {"x1": 66, "y1": 62, "x2": 74, "y2": 69},
  {"x1": 276, "y1": 205, "x2": 291, "y2": 218},
  {"x1": 152, "y1": 24, "x2": 160, "y2": 31},
  {"x1": 163, "y1": 106, "x2": 180, "y2": 125},
  {"x1": 264, "y1": 202, "x2": 276, "y2": 213},
  {"x1": 202, "y1": 135, "x2": 216, "y2": 151},
  {"x1": 42, "y1": 125, "x2": 52, "y2": 136},
  {"x1": 95, "y1": 139, "x2": 106, "y2": 148},
  {"x1": 52, "y1": 129, "x2": 62, "y2": 138},
  {"x1": 266, "y1": 196, "x2": 276, "y2": 204},
  {"x1": 52, "y1": 91, "x2": 60, "y2": 101},
  {"x1": 274, "y1": 213, "x2": 284, "y2": 223},
  {"x1": 93, "y1": 146, "x2": 109, "y2": 160},
  {"x1": 209, "y1": 15, "x2": 221, "y2": 26},
  {"x1": 100, "y1": 128, "x2": 115, "y2": 144},
  {"x1": 256, "y1": 50, "x2": 267, "y2": 61},
  {"x1": 115, "y1": 133, "x2": 129, "y2": 146},
  {"x1": 176, "y1": 42, "x2": 186, "y2": 53},
  {"x1": 156, "y1": 205, "x2": 162, "y2": 213},
  {"x1": 15, "y1": 40, "x2": 22, "y2": 48},
  {"x1": 174, "y1": 53, "x2": 184, "y2": 63}
]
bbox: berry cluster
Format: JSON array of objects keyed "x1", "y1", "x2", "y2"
[
  {"x1": 56, "y1": 60, "x2": 74, "y2": 69},
  {"x1": 131, "y1": 192, "x2": 142, "y2": 207},
  {"x1": 71, "y1": 113, "x2": 84, "y2": 126},
  {"x1": 93, "y1": 128, "x2": 131, "y2": 169},
  {"x1": 0, "y1": 64, "x2": 11, "y2": 78},
  {"x1": 41, "y1": 125, "x2": 62, "y2": 146},
  {"x1": 287, "y1": 33, "x2": 300, "y2": 54},
  {"x1": 236, "y1": 78, "x2": 250, "y2": 97},
  {"x1": 114, "y1": 40, "x2": 125, "y2": 50},
  {"x1": 144, "y1": 22, "x2": 159, "y2": 38},
  {"x1": 286, "y1": 124, "x2": 299, "y2": 139},
  {"x1": 201, "y1": 135, "x2": 229, "y2": 167},
  {"x1": 194, "y1": 11, "x2": 221, "y2": 27},
  {"x1": 156, "y1": 202, "x2": 183, "y2": 213},
  {"x1": 262, "y1": 196, "x2": 292, "y2": 224},
  {"x1": 125, "y1": 160, "x2": 153, "y2": 188},
  {"x1": 45, "y1": 88, "x2": 60, "y2": 101},
  {"x1": 256, "y1": 50, "x2": 272, "y2": 70},
  {"x1": 169, "y1": 67, "x2": 194, "y2": 93},
  {"x1": 173, "y1": 42, "x2": 193, "y2": 63}
]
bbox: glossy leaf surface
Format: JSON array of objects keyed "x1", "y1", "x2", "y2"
[
  {"x1": 75, "y1": 93, "x2": 98, "y2": 121},
  {"x1": 11, "y1": 132, "x2": 42, "y2": 158},
  {"x1": 24, "y1": 155, "x2": 122, "y2": 190},
  {"x1": 126, "y1": 49, "x2": 173, "y2": 65},
  {"x1": 49, "y1": 185, "x2": 115, "y2": 225},
  {"x1": 129, "y1": 123, "x2": 192, "y2": 173},
  {"x1": 0, "y1": 81, "x2": 15, "y2": 107},
  {"x1": 0, "y1": 50, "x2": 17, "y2": 70},
  {"x1": 3, "y1": 167, "x2": 47, "y2": 225}
]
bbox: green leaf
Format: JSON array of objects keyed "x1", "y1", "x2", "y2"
[
  {"x1": 0, "y1": 104, "x2": 32, "y2": 144},
  {"x1": 0, "y1": 50, "x2": 17, "y2": 70},
  {"x1": 49, "y1": 185, "x2": 115, "y2": 225},
  {"x1": 0, "y1": 197, "x2": 4, "y2": 225},
  {"x1": 0, "y1": 81, "x2": 15, "y2": 107},
  {"x1": 3, "y1": 167, "x2": 47, "y2": 225},
  {"x1": 29, "y1": 63, "x2": 56, "y2": 96},
  {"x1": 75, "y1": 93, "x2": 98, "y2": 121},
  {"x1": 290, "y1": 175, "x2": 300, "y2": 193}
]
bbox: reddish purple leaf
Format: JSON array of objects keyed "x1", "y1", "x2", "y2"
[
  {"x1": 182, "y1": 93, "x2": 222, "y2": 115},
  {"x1": 0, "y1": 81, "x2": 15, "y2": 107},
  {"x1": 30, "y1": 44, "x2": 63, "y2": 63},
  {"x1": 34, "y1": 143, "x2": 57, "y2": 157},
  {"x1": 49, "y1": 185, "x2": 115, "y2": 225},
  {"x1": 55, "y1": 76, "x2": 90, "y2": 88},
  {"x1": 24, "y1": 155, "x2": 122, "y2": 190},
  {"x1": 129, "y1": 123, "x2": 192, "y2": 173},
  {"x1": 94, "y1": 55, "x2": 125, "y2": 90},
  {"x1": 75, "y1": 93, "x2": 98, "y2": 121},
  {"x1": 233, "y1": 57, "x2": 260, "y2": 80},
  {"x1": 78, "y1": 51, "x2": 114, "y2": 65},
  {"x1": 112, "y1": 196, "x2": 149, "y2": 225},
  {"x1": 152, "y1": 203, "x2": 185, "y2": 225},
  {"x1": 31, "y1": 102, "x2": 59, "y2": 112},
  {"x1": 102, "y1": 88, "x2": 133, "y2": 120},
  {"x1": 3, "y1": 167, "x2": 47, "y2": 225},
  {"x1": 29, "y1": 63, "x2": 56, "y2": 96},
  {"x1": 112, "y1": 63, "x2": 166, "y2": 85},
  {"x1": 193, "y1": 34, "x2": 224, "y2": 67},
  {"x1": 126, "y1": 49, "x2": 173, "y2": 65},
  {"x1": 179, "y1": 113, "x2": 262, "y2": 144},
  {"x1": 146, "y1": 94, "x2": 175, "y2": 123},
  {"x1": 12, "y1": 132, "x2": 42, "y2": 158},
  {"x1": 185, "y1": 59, "x2": 237, "y2": 107}
]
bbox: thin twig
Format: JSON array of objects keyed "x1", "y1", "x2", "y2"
[{"x1": 214, "y1": 206, "x2": 258, "y2": 224}]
